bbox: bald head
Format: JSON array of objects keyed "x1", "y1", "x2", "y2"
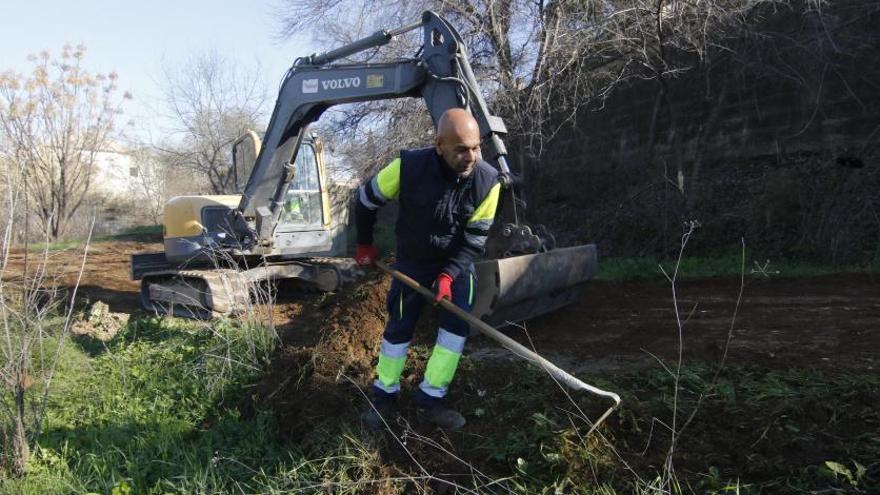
[{"x1": 435, "y1": 108, "x2": 481, "y2": 177}]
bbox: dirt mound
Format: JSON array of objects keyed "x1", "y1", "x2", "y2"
[
  {"x1": 71, "y1": 301, "x2": 129, "y2": 341},
  {"x1": 247, "y1": 266, "x2": 451, "y2": 440},
  {"x1": 246, "y1": 269, "x2": 392, "y2": 438}
]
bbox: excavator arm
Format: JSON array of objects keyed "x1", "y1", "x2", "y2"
[{"x1": 235, "y1": 11, "x2": 517, "y2": 252}]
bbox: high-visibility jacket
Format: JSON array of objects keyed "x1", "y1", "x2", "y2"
[{"x1": 356, "y1": 147, "x2": 501, "y2": 278}]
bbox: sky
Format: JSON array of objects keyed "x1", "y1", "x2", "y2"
[{"x1": 1, "y1": 0, "x2": 315, "y2": 142}]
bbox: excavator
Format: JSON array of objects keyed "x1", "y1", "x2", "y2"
[{"x1": 131, "y1": 11, "x2": 598, "y2": 325}]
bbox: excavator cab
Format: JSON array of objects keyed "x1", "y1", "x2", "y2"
[
  {"x1": 277, "y1": 139, "x2": 330, "y2": 232},
  {"x1": 234, "y1": 131, "x2": 330, "y2": 232}
]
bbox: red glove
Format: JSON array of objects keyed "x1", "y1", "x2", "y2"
[
  {"x1": 355, "y1": 244, "x2": 379, "y2": 266},
  {"x1": 434, "y1": 273, "x2": 453, "y2": 303}
]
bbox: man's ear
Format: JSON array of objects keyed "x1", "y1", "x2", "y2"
[{"x1": 434, "y1": 136, "x2": 443, "y2": 154}]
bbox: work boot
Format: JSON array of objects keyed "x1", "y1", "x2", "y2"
[
  {"x1": 416, "y1": 403, "x2": 466, "y2": 430},
  {"x1": 360, "y1": 401, "x2": 397, "y2": 431}
]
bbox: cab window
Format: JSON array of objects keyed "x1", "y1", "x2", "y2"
[{"x1": 279, "y1": 144, "x2": 324, "y2": 230}]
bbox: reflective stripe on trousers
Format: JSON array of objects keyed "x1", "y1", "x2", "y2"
[
  {"x1": 418, "y1": 328, "x2": 467, "y2": 399},
  {"x1": 373, "y1": 260, "x2": 475, "y2": 402},
  {"x1": 373, "y1": 338, "x2": 409, "y2": 394}
]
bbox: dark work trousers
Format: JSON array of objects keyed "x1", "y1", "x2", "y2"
[{"x1": 373, "y1": 259, "x2": 476, "y2": 405}]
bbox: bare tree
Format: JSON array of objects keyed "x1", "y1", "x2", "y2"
[
  {"x1": 274, "y1": 1, "x2": 639, "y2": 152},
  {"x1": 156, "y1": 50, "x2": 267, "y2": 194},
  {"x1": 126, "y1": 146, "x2": 171, "y2": 225},
  {"x1": 0, "y1": 135, "x2": 92, "y2": 476},
  {"x1": 0, "y1": 44, "x2": 129, "y2": 241},
  {"x1": 275, "y1": 1, "x2": 788, "y2": 177}
]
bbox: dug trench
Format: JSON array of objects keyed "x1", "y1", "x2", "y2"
[{"x1": 243, "y1": 264, "x2": 880, "y2": 492}]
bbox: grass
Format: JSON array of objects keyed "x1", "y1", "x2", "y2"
[
  {"x1": 2, "y1": 313, "x2": 877, "y2": 493},
  {"x1": 598, "y1": 252, "x2": 878, "y2": 281},
  {"x1": 0, "y1": 315, "x2": 288, "y2": 495},
  {"x1": 1, "y1": 312, "x2": 444, "y2": 494},
  {"x1": 456, "y1": 361, "x2": 879, "y2": 494},
  {"x1": 106, "y1": 224, "x2": 163, "y2": 241}
]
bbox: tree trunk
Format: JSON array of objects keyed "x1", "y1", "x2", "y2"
[{"x1": 12, "y1": 383, "x2": 29, "y2": 476}]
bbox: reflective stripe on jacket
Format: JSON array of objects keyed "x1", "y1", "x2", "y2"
[{"x1": 356, "y1": 147, "x2": 500, "y2": 278}]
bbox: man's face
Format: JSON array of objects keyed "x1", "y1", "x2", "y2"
[{"x1": 436, "y1": 133, "x2": 481, "y2": 177}]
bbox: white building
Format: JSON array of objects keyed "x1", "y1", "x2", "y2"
[{"x1": 90, "y1": 140, "x2": 138, "y2": 197}]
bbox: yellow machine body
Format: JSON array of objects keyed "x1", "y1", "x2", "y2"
[{"x1": 163, "y1": 195, "x2": 241, "y2": 239}]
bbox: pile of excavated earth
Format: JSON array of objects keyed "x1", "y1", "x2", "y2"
[{"x1": 246, "y1": 268, "x2": 462, "y2": 439}]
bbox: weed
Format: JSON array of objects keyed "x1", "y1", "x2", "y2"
[{"x1": 0, "y1": 314, "x2": 289, "y2": 494}]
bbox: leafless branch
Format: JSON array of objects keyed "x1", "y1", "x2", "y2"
[{"x1": 154, "y1": 49, "x2": 268, "y2": 194}]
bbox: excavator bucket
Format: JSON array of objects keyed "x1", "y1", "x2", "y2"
[{"x1": 472, "y1": 244, "x2": 598, "y2": 326}]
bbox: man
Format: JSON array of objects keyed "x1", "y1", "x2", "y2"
[{"x1": 354, "y1": 108, "x2": 501, "y2": 430}]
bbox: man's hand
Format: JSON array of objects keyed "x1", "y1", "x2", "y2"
[
  {"x1": 355, "y1": 244, "x2": 379, "y2": 266},
  {"x1": 434, "y1": 273, "x2": 454, "y2": 303}
]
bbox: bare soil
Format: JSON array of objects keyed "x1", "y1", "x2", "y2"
[
  {"x1": 493, "y1": 272, "x2": 880, "y2": 374},
  {"x1": 11, "y1": 241, "x2": 878, "y2": 491},
  {"x1": 5, "y1": 241, "x2": 157, "y2": 314}
]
